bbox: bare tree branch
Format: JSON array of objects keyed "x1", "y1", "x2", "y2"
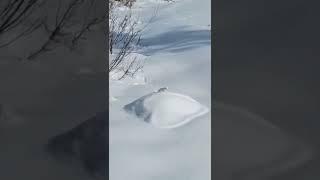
[
  {"x1": 27, "y1": 0, "x2": 105, "y2": 60},
  {"x1": 0, "y1": 0, "x2": 42, "y2": 49},
  {"x1": 109, "y1": 0, "x2": 145, "y2": 79}
]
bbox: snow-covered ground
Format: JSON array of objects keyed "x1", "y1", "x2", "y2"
[
  {"x1": 110, "y1": 0, "x2": 211, "y2": 179},
  {"x1": 110, "y1": 1, "x2": 315, "y2": 180},
  {"x1": 123, "y1": 89, "x2": 209, "y2": 129},
  {"x1": 0, "y1": 0, "x2": 315, "y2": 179}
]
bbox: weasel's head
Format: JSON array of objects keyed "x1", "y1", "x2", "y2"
[{"x1": 157, "y1": 87, "x2": 168, "y2": 92}]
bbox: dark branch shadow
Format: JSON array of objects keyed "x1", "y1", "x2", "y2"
[{"x1": 140, "y1": 28, "x2": 211, "y2": 55}]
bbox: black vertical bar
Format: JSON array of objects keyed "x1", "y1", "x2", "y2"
[
  {"x1": 106, "y1": 0, "x2": 110, "y2": 178},
  {"x1": 0, "y1": 0, "x2": 109, "y2": 179},
  {"x1": 214, "y1": 0, "x2": 319, "y2": 179}
]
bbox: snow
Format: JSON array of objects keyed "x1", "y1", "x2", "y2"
[
  {"x1": 0, "y1": 0, "x2": 210, "y2": 179},
  {"x1": 124, "y1": 89, "x2": 209, "y2": 128},
  {"x1": 110, "y1": 0, "x2": 211, "y2": 179},
  {"x1": 110, "y1": 0, "x2": 313, "y2": 179},
  {"x1": 0, "y1": 0, "x2": 313, "y2": 179},
  {"x1": 41, "y1": 0, "x2": 312, "y2": 177}
]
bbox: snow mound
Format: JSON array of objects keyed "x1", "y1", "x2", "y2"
[{"x1": 123, "y1": 88, "x2": 209, "y2": 128}]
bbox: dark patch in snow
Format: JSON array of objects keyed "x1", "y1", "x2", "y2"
[
  {"x1": 123, "y1": 92, "x2": 154, "y2": 122},
  {"x1": 46, "y1": 111, "x2": 108, "y2": 178},
  {"x1": 140, "y1": 29, "x2": 210, "y2": 55}
]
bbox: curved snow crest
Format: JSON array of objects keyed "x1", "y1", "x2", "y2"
[{"x1": 123, "y1": 88, "x2": 209, "y2": 129}]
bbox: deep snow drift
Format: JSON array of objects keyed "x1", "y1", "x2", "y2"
[
  {"x1": 42, "y1": 0, "x2": 315, "y2": 179},
  {"x1": 124, "y1": 88, "x2": 209, "y2": 128},
  {"x1": 110, "y1": 0, "x2": 211, "y2": 179}
]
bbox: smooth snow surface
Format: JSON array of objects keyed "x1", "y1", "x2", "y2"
[
  {"x1": 110, "y1": 0, "x2": 211, "y2": 179},
  {"x1": 124, "y1": 89, "x2": 209, "y2": 128}
]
